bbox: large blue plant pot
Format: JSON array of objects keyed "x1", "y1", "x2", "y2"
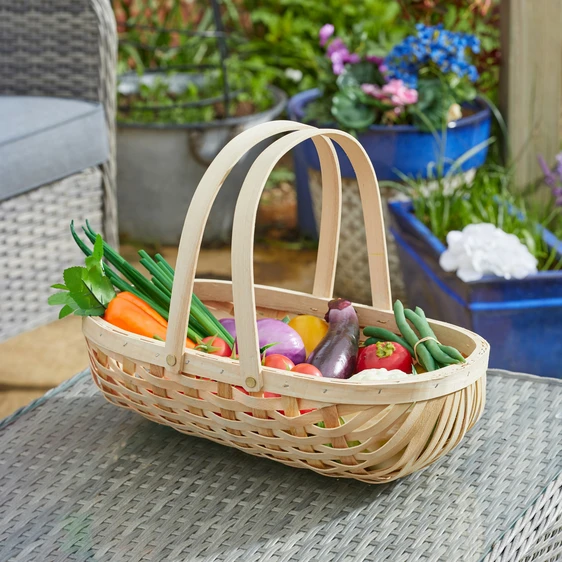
[
  {"x1": 388, "y1": 200, "x2": 562, "y2": 378},
  {"x1": 288, "y1": 88, "x2": 492, "y2": 236}
]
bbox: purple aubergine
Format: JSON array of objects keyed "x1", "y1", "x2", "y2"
[
  {"x1": 219, "y1": 317, "x2": 306, "y2": 364},
  {"x1": 307, "y1": 299, "x2": 359, "y2": 379}
]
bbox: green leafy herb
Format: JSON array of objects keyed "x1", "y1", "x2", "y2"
[{"x1": 48, "y1": 234, "x2": 116, "y2": 318}]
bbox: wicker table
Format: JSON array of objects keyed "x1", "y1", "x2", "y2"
[{"x1": 1, "y1": 369, "x2": 560, "y2": 561}]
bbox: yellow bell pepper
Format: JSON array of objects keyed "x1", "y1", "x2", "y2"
[{"x1": 288, "y1": 314, "x2": 329, "y2": 357}]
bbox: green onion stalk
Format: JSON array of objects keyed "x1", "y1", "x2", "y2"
[{"x1": 70, "y1": 221, "x2": 234, "y2": 346}]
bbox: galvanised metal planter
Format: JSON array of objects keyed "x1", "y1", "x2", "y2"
[
  {"x1": 116, "y1": 81, "x2": 287, "y2": 245},
  {"x1": 388, "y1": 200, "x2": 562, "y2": 378}
]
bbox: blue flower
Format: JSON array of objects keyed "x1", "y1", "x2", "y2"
[{"x1": 384, "y1": 24, "x2": 480, "y2": 85}]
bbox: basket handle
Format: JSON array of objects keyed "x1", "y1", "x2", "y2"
[
  {"x1": 164, "y1": 121, "x2": 342, "y2": 372},
  {"x1": 231, "y1": 129, "x2": 391, "y2": 391}
]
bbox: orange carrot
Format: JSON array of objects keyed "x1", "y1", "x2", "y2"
[
  {"x1": 116, "y1": 291, "x2": 167, "y2": 327},
  {"x1": 104, "y1": 296, "x2": 196, "y2": 349}
]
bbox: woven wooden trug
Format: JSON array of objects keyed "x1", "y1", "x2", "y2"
[{"x1": 85, "y1": 121, "x2": 490, "y2": 484}]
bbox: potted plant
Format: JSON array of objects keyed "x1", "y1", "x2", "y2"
[
  {"x1": 288, "y1": 23, "x2": 492, "y2": 304},
  {"x1": 113, "y1": 1, "x2": 286, "y2": 245},
  {"x1": 116, "y1": 69, "x2": 286, "y2": 245},
  {"x1": 388, "y1": 160, "x2": 562, "y2": 378}
]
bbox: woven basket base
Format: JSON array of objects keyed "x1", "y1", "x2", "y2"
[{"x1": 86, "y1": 292, "x2": 485, "y2": 484}]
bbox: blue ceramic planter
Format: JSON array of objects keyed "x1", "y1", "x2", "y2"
[
  {"x1": 388, "y1": 200, "x2": 562, "y2": 378},
  {"x1": 288, "y1": 88, "x2": 492, "y2": 236}
]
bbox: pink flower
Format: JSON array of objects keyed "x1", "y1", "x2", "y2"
[
  {"x1": 319, "y1": 24, "x2": 335, "y2": 47},
  {"x1": 361, "y1": 83, "x2": 384, "y2": 98},
  {"x1": 361, "y1": 79, "x2": 418, "y2": 107}
]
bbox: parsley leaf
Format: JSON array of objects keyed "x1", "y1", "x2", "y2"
[{"x1": 49, "y1": 234, "x2": 116, "y2": 317}]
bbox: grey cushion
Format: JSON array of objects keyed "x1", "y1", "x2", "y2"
[{"x1": 0, "y1": 96, "x2": 109, "y2": 201}]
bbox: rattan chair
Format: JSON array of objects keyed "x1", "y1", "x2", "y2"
[{"x1": 0, "y1": 0, "x2": 117, "y2": 342}]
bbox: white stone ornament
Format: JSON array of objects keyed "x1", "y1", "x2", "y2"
[{"x1": 439, "y1": 223, "x2": 538, "y2": 282}]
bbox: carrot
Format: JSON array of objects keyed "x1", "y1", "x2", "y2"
[
  {"x1": 116, "y1": 291, "x2": 167, "y2": 327},
  {"x1": 104, "y1": 296, "x2": 196, "y2": 349}
]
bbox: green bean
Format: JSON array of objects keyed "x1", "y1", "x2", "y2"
[
  {"x1": 394, "y1": 300, "x2": 436, "y2": 371},
  {"x1": 415, "y1": 307, "x2": 465, "y2": 362},
  {"x1": 363, "y1": 327, "x2": 415, "y2": 356},
  {"x1": 438, "y1": 343, "x2": 465, "y2": 362},
  {"x1": 404, "y1": 309, "x2": 459, "y2": 366}
]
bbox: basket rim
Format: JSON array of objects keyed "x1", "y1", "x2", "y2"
[{"x1": 83, "y1": 281, "x2": 489, "y2": 405}]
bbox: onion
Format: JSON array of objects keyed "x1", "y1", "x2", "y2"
[{"x1": 219, "y1": 317, "x2": 306, "y2": 364}]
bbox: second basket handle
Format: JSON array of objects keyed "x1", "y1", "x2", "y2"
[{"x1": 231, "y1": 128, "x2": 391, "y2": 391}]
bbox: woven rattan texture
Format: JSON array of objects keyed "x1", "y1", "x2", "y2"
[
  {"x1": 0, "y1": 370, "x2": 560, "y2": 561},
  {"x1": 0, "y1": 0, "x2": 118, "y2": 248},
  {"x1": 521, "y1": 510, "x2": 562, "y2": 562},
  {"x1": 308, "y1": 169, "x2": 407, "y2": 306},
  {"x1": 0, "y1": 169, "x2": 103, "y2": 342}
]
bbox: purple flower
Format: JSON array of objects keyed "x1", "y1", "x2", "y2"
[
  {"x1": 326, "y1": 37, "x2": 360, "y2": 74},
  {"x1": 366, "y1": 55, "x2": 384, "y2": 65},
  {"x1": 327, "y1": 37, "x2": 346, "y2": 57},
  {"x1": 331, "y1": 50, "x2": 346, "y2": 75},
  {"x1": 538, "y1": 155, "x2": 556, "y2": 187},
  {"x1": 538, "y1": 153, "x2": 562, "y2": 206},
  {"x1": 319, "y1": 24, "x2": 335, "y2": 47},
  {"x1": 345, "y1": 52, "x2": 360, "y2": 64}
]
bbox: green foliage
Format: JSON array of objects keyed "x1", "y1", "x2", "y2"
[
  {"x1": 48, "y1": 235, "x2": 116, "y2": 317},
  {"x1": 266, "y1": 166, "x2": 296, "y2": 188},
  {"x1": 413, "y1": 79, "x2": 455, "y2": 131},
  {"x1": 118, "y1": 61, "x2": 273, "y2": 125},
  {"x1": 331, "y1": 90, "x2": 374, "y2": 130},
  {"x1": 113, "y1": 0, "x2": 410, "y2": 107},
  {"x1": 385, "y1": 162, "x2": 562, "y2": 271},
  {"x1": 237, "y1": 0, "x2": 408, "y2": 95},
  {"x1": 113, "y1": 1, "x2": 500, "y2": 127}
]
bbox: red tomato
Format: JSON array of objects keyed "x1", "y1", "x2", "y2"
[
  {"x1": 356, "y1": 342, "x2": 412, "y2": 373},
  {"x1": 291, "y1": 363, "x2": 323, "y2": 377},
  {"x1": 263, "y1": 354, "x2": 295, "y2": 371},
  {"x1": 197, "y1": 336, "x2": 231, "y2": 357}
]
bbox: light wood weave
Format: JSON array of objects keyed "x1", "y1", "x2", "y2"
[{"x1": 85, "y1": 121, "x2": 489, "y2": 483}]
